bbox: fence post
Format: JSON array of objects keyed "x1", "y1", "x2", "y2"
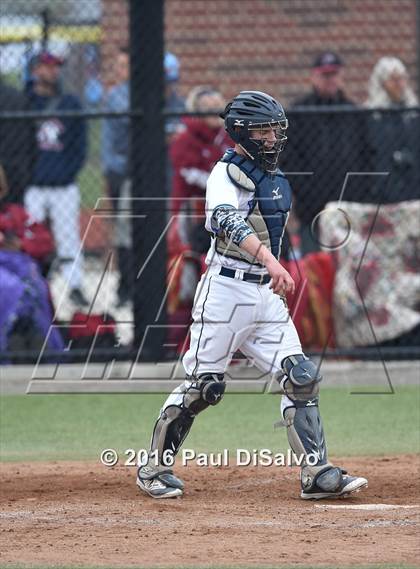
[
  {"x1": 417, "y1": 0, "x2": 420, "y2": 99},
  {"x1": 129, "y1": 0, "x2": 167, "y2": 361},
  {"x1": 41, "y1": 8, "x2": 50, "y2": 50}
]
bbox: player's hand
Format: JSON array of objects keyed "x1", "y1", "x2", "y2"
[{"x1": 266, "y1": 258, "x2": 295, "y2": 295}]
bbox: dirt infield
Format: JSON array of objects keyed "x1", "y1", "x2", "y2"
[{"x1": 1, "y1": 455, "x2": 419, "y2": 568}]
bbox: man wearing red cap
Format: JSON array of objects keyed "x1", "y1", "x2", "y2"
[{"x1": 24, "y1": 51, "x2": 88, "y2": 307}]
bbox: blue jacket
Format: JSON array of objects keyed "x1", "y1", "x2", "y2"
[
  {"x1": 28, "y1": 87, "x2": 87, "y2": 186},
  {"x1": 101, "y1": 82, "x2": 129, "y2": 175}
]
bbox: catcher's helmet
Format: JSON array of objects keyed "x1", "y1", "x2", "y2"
[{"x1": 221, "y1": 91, "x2": 288, "y2": 173}]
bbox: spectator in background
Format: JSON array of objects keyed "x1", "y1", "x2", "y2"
[
  {"x1": 101, "y1": 47, "x2": 130, "y2": 206},
  {"x1": 365, "y1": 56, "x2": 419, "y2": 203},
  {"x1": 170, "y1": 86, "x2": 230, "y2": 230},
  {"x1": 101, "y1": 46, "x2": 133, "y2": 307},
  {"x1": 164, "y1": 52, "x2": 186, "y2": 203},
  {"x1": 0, "y1": 75, "x2": 35, "y2": 204},
  {"x1": 164, "y1": 52, "x2": 186, "y2": 142},
  {"x1": 366, "y1": 57, "x2": 418, "y2": 109},
  {"x1": 24, "y1": 51, "x2": 88, "y2": 307},
  {"x1": 84, "y1": 46, "x2": 103, "y2": 108},
  {"x1": 101, "y1": 49, "x2": 185, "y2": 201},
  {"x1": 283, "y1": 51, "x2": 366, "y2": 255},
  {"x1": 101, "y1": 49, "x2": 186, "y2": 306},
  {"x1": 0, "y1": 164, "x2": 64, "y2": 360},
  {"x1": 167, "y1": 86, "x2": 230, "y2": 354}
]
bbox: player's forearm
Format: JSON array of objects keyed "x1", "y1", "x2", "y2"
[{"x1": 239, "y1": 233, "x2": 278, "y2": 269}]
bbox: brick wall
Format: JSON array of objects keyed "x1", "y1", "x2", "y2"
[
  {"x1": 102, "y1": 0, "x2": 418, "y2": 106},
  {"x1": 101, "y1": 0, "x2": 129, "y2": 86}
]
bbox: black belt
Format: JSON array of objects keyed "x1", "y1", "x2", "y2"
[{"x1": 219, "y1": 266, "x2": 271, "y2": 285}]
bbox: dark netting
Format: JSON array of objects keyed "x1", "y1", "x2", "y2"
[
  {"x1": 0, "y1": 0, "x2": 121, "y2": 364},
  {"x1": 0, "y1": 0, "x2": 419, "y2": 364}
]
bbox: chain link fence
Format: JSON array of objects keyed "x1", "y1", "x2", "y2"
[{"x1": 0, "y1": 0, "x2": 419, "y2": 364}]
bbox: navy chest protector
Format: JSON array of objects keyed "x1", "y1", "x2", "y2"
[{"x1": 217, "y1": 149, "x2": 292, "y2": 263}]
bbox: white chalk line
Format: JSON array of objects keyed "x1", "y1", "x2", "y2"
[{"x1": 315, "y1": 504, "x2": 419, "y2": 511}]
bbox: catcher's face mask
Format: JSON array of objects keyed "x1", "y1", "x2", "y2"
[{"x1": 245, "y1": 120, "x2": 288, "y2": 174}]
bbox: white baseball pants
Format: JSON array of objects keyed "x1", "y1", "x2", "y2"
[
  {"x1": 25, "y1": 184, "x2": 83, "y2": 289},
  {"x1": 161, "y1": 264, "x2": 301, "y2": 416},
  {"x1": 182, "y1": 266, "x2": 303, "y2": 377}
]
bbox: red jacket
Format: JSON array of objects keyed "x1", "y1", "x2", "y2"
[
  {"x1": 169, "y1": 118, "x2": 231, "y2": 217},
  {"x1": 0, "y1": 203, "x2": 54, "y2": 261}
]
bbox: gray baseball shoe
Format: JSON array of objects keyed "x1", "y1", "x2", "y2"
[
  {"x1": 137, "y1": 465, "x2": 184, "y2": 499},
  {"x1": 301, "y1": 466, "x2": 368, "y2": 500}
]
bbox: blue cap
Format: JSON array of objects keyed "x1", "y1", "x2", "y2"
[{"x1": 165, "y1": 52, "x2": 180, "y2": 82}]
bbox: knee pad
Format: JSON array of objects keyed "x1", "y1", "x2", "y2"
[
  {"x1": 150, "y1": 373, "x2": 226, "y2": 461},
  {"x1": 280, "y1": 354, "x2": 322, "y2": 403},
  {"x1": 184, "y1": 372, "x2": 226, "y2": 413}
]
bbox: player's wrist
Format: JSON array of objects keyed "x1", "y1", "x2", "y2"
[{"x1": 261, "y1": 251, "x2": 278, "y2": 271}]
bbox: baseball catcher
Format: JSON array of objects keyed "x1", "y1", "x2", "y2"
[{"x1": 137, "y1": 90, "x2": 368, "y2": 500}]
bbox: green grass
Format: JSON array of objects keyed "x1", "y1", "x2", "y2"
[
  {"x1": 78, "y1": 119, "x2": 103, "y2": 209},
  {"x1": 2, "y1": 72, "x2": 21, "y2": 89},
  {"x1": 78, "y1": 162, "x2": 102, "y2": 209},
  {"x1": 1, "y1": 387, "x2": 419, "y2": 462}
]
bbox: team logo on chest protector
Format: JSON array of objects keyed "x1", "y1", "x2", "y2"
[{"x1": 272, "y1": 187, "x2": 283, "y2": 199}]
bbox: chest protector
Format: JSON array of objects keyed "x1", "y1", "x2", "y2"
[{"x1": 215, "y1": 150, "x2": 292, "y2": 265}]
